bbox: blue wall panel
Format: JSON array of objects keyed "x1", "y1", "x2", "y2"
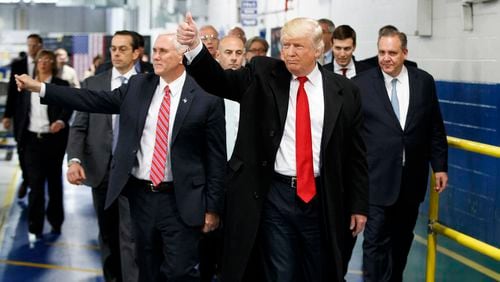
[{"x1": 421, "y1": 81, "x2": 499, "y2": 247}]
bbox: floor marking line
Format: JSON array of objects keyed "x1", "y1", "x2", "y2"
[
  {"x1": 0, "y1": 258, "x2": 102, "y2": 274},
  {"x1": 414, "y1": 234, "x2": 500, "y2": 281}
]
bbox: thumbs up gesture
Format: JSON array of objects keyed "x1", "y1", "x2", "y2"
[{"x1": 177, "y1": 12, "x2": 200, "y2": 51}]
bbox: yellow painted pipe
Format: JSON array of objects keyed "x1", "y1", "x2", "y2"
[
  {"x1": 431, "y1": 222, "x2": 500, "y2": 261},
  {"x1": 447, "y1": 136, "x2": 500, "y2": 158},
  {"x1": 426, "y1": 175, "x2": 438, "y2": 282}
]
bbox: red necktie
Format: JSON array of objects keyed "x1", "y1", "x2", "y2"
[
  {"x1": 150, "y1": 85, "x2": 171, "y2": 186},
  {"x1": 341, "y1": 68, "x2": 347, "y2": 77},
  {"x1": 296, "y1": 77, "x2": 316, "y2": 203}
]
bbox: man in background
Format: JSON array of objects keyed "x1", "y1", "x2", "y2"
[
  {"x1": 318, "y1": 18, "x2": 335, "y2": 65},
  {"x1": 323, "y1": 25, "x2": 370, "y2": 78},
  {"x1": 54, "y1": 48, "x2": 81, "y2": 88},
  {"x1": 199, "y1": 25, "x2": 220, "y2": 58},
  {"x1": 244, "y1": 36, "x2": 269, "y2": 63},
  {"x1": 66, "y1": 30, "x2": 141, "y2": 282},
  {"x1": 353, "y1": 28, "x2": 448, "y2": 282},
  {"x1": 2, "y1": 34, "x2": 43, "y2": 200}
]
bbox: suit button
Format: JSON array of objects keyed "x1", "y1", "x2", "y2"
[
  {"x1": 269, "y1": 130, "x2": 275, "y2": 137},
  {"x1": 261, "y1": 161, "x2": 268, "y2": 167},
  {"x1": 253, "y1": 192, "x2": 260, "y2": 199}
]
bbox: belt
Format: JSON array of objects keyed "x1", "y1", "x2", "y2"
[
  {"x1": 28, "y1": 131, "x2": 52, "y2": 139},
  {"x1": 129, "y1": 176, "x2": 174, "y2": 193},
  {"x1": 273, "y1": 172, "x2": 320, "y2": 188},
  {"x1": 273, "y1": 172, "x2": 298, "y2": 188}
]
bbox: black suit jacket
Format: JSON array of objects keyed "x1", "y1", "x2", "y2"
[
  {"x1": 323, "y1": 57, "x2": 372, "y2": 77},
  {"x1": 4, "y1": 57, "x2": 28, "y2": 141},
  {"x1": 11, "y1": 76, "x2": 72, "y2": 145},
  {"x1": 95, "y1": 60, "x2": 154, "y2": 75},
  {"x1": 352, "y1": 67, "x2": 447, "y2": 206},
  {"x1": 186, "y1": 46, "x2": 368, "y2": 282},
  {"x1": 43, "y1": 73, "x2": 226, "y2": 227}
]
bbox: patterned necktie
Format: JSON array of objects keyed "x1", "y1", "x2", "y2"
[
  {"x1": 112, "y1": 76, "x2": 128, "y2": 153},
  {"x1": 296, "y1": 76, "x2": 316, "y2": 203},
  {"x1": 150, "y1": 85, "x2": 171, "y2": 186},
  {"x1": 341, "y1": 68, "x2": 348, "y2": 77},
  {"x1": 391, "y1": 78, "x2": 400, "y2": 121}
]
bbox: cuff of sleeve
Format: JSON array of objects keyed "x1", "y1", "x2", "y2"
[
  {"x1": 39, "y1": 83, "x2": 46, "y2": 98},
  {"x1": 184, "y1": 43, "x2": 203, "y2": 64},
  {"x1": 68, "y1": 158, "x2": 81, "y2": 167}
]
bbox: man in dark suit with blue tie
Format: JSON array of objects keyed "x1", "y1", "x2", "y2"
[
  {"x1": 352, "y1": 28, "x2": 448, "y2": 282},
  {"x1": 16, "y1": 33, "x2": 226, "y2": 282}
]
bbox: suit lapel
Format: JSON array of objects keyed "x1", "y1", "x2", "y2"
[
  {"x1": 171, "y1": 76, "x2": 196, "y2": 144},
  {"x1": 103, "y1": 70, "x2": 113, "y2": 127},
  {"x1": 269, "y1": 65, "x2": 292, "y2": 129},
  {"x1": 136, "y1": 75, "x2": 159, "y2": 137},
  {"x1": 404, "y1": 68, "x2": 418, "y2": 131},
  {"x1": 320, "y1": 69, "x2": 343, "y2": 150}
]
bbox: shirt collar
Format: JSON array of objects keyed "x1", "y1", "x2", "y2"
[
  {"x1": 112, "y1": 67, "x2": 137, "y2": 81},
  {"x1": 159, "y1": 70, "x2": 187, "y2": 97},
  {"x1": 292, "y1": 64, "x2": 322, "y2": 86},
  {"x1": 333, "y1": 59, "x2": 355, "y2": 72},
  {"x1": 382, "y1": 65, "x2": 408, "y2": 84}
]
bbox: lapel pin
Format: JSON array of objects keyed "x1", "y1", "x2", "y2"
[{"x1": 183, "y1": 98, "x2": 188, "y2": 103}]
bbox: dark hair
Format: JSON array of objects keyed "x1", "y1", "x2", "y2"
[
  {"x1": 35, "y1": 49, "x2": 58, "y2": 76},
  {"x1": 245, "y1": 36, "x2": 269, "y2": 52},
  {"x1": 332, "y1": 25, "x2": 357, "y2": 46},
  {"x1": 378, "y1": 25, "x2": 399, "y2": 36},
  {"x1": 113, "y1": 30, "x2": 140, "y2": 50},
  {"x1": 378, "y1": 27, "x2": 407, "y2": 50},
  {"x1": 318, "y1": 18, "x2": 335, "y2": 33},
  {"x1": 27, "y1": 33, "x2": 43, "y2": 45}
]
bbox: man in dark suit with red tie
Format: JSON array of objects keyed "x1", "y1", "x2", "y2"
[
  {"x1": 178, "y1": 13, "x2": 368, "y2": 282},
  {"x1": 16, "y1": 33, "x2": 226, "y2": 282},
  {"x1": 323, "y1": 25, "x2": 370, "y2": 79},
  {"x1": 352, "y1": 28, "x2": 448, "y2": 282}
]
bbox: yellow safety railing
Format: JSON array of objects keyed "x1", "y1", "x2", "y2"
[{"x1": 426, "y1": 136, "x2": 500, "y2": 282}]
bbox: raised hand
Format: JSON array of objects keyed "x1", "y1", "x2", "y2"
[
  {"x1": 15, "y1": 74, "x2": 42, "y2": 93},
  {"x1": 177, "y1": 12, "x2": 200, "y2": 50}
]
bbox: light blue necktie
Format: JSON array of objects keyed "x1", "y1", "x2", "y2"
[
  {"x1": 391, "y1": 78, "x2": 400, "y2": 121},
  {"x1": 112, "y1": 76, "x2": 128, "y2": 153}
]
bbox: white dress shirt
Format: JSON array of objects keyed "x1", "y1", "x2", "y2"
[
  {"x1": 28, "y1": 76, "x2": 52, "y2": 133},
  {"x1": 131, "y1": 71, "x2": 186, "y2": 182},
  {"x1": 224, "y1": 99, "x2": 240, "y2": 160},
  {"x1": 111, "y1": 67, "x2": 137, "y2": 132},
  {"x1": 333, "y1": 59, "x2": 357, "y2": 79},
  {"x1": 382, "y1": 66, "x2": 410, "y2": 129},
  {"x1": 274, "y1": 65, "x2": 324, "y2": 177},
  {"x1": 185, "y1": 43, "x2": 325, "y2": 177},
  {"x1": 27, "y1": 56, "x2": 35, "y2": 78}
]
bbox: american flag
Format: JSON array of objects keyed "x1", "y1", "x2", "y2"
[{"x1": 72, "y1": 33, "x2": 104, "y2": 80}]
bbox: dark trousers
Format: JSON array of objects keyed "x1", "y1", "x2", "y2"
[
  {"x1": 199, "y1": 228, "x2": 223, "y2": 282},
  {"x1": 125, "y1": 179, "x2": 201, "y2": 282},
  {"x1": 92, "y1": 173, "x2": 122, "y2": 282},
  {"x1": 261, "y1": 177, "x2": 322, "y2": 282},
  {"x1": 119, "y1": 195, "x2": 139, "y2": 282},
  {"x1": 362, "y1": 196, "x2": 420, "y2": 282},
  {"x1": 22, "y1": 131, "x2": 66, "y2": 234}
]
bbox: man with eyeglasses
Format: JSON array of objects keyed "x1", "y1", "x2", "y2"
[
  {"x1": 244, "y1": 36, "x2": 269, "y2": 63},
  {"x1": 66, "y1": 30, "x2": 140, "y2": 282},
  {"x1": 2, "y1": 34, "x2": 43, "y2": 200},
  {"x1": 199, "y1": 25, "x2": 220, "y2": 58}
]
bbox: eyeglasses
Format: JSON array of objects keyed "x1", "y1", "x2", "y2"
[
  {"x1": 248, "y1": 48, "x2": 267, "y2": 53},
  {"x1": 200, "y1": 34, "x2": 218, "y2": 42},
  {"x1": 36, "y1": 58, "x2": 53, "y2": 63},
  {"x1": 109, "y1": 46, "x2": 132, "y2": 53}
]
